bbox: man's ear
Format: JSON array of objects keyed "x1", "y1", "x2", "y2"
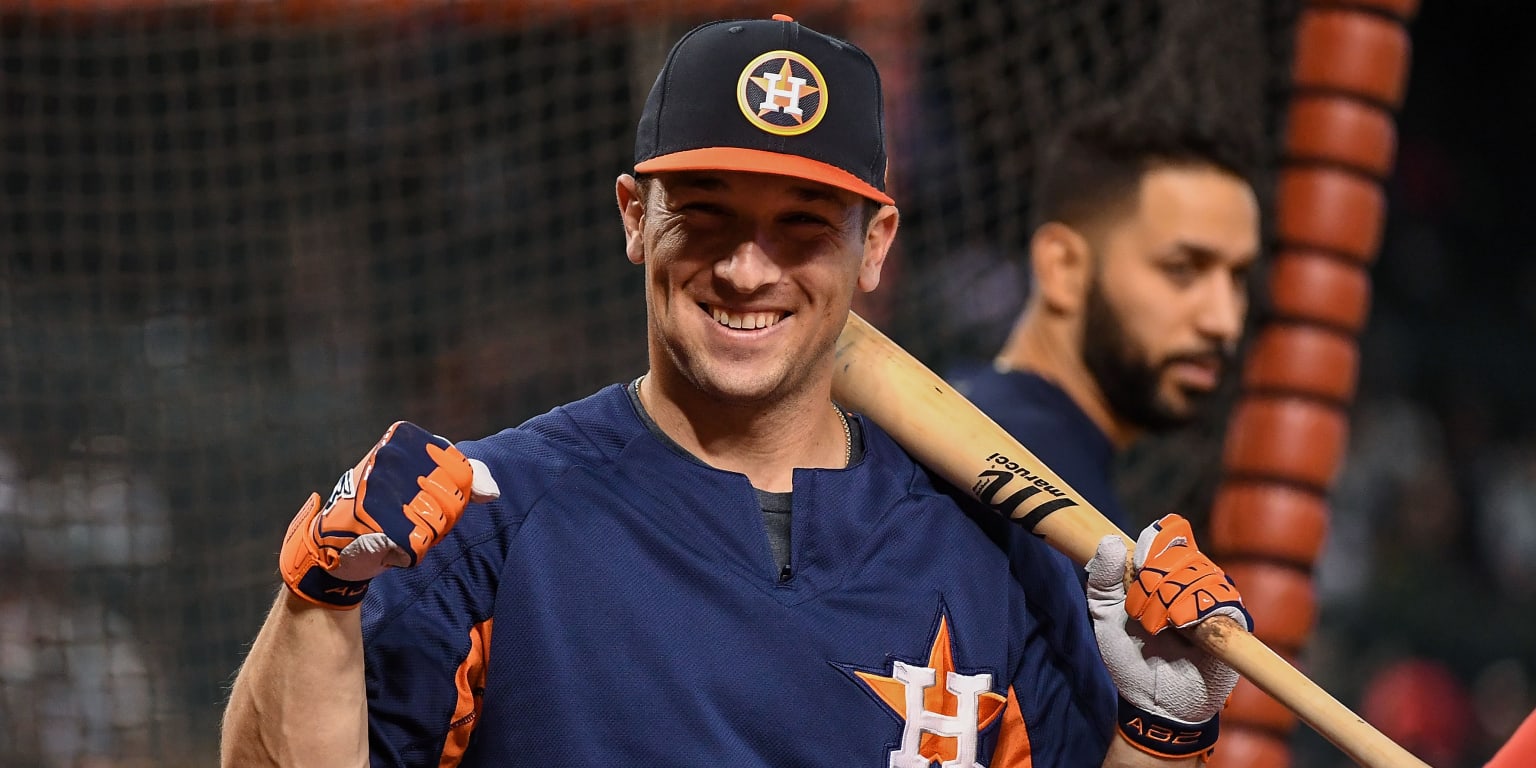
[
  {"x1": 616, "y1": 174, "x2": 646, "y2": 265},
  {"x1": 1028, "y1": 221, "x2": 1093, "y2": 314},
  {"x1": 856, "y1": 204, "x2": 900, "y2": 293}
]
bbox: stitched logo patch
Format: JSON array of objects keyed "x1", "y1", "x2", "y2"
[
  {"x1": 841, "y1": 612, "x2": 1008, "y2": 766},
  {"x1": 737, "y1": 51, "x2": 827, "y2": 136}
]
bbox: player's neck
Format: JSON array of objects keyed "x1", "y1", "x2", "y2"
[
  {"x1": 636, "y1": 369, "x2": 849, "y2": 492},
  {"x1": 994, "y1": 308, "x2": 1142, "y2": 450}
]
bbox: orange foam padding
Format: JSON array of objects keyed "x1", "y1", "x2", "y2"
[
  {"x1": 1267, "y1": 249, "x2": 1372, "y2": 332},
  {"x1": 1276, "y1": 167, "x2": 1385, "y2": 261},
  {"x1": 1205, "y1": 726, "x2": 1293, "y2": 768},
  {"x1": 1222, "y1": 561, "x2": 1317, "y2": 649},
  {"x1": 1210, "y1": 483, "x2": 1329, "y2": 566},
  {"x1": 1292, "y1": 9, "x2": 1412, "y2": 108},
  {"x1": 1285, "y1": 95, "x2": 1398, "y2": 178},
  {"x1": 1242, "y1": 324, "x2": 1359, "y2": 403},
  {"x1": 1227, "y1": 676, "x2": 1301, "y2": 734},
  {"x1": 1223, "y1": 397, "x2": 1348, "y2": 490}
]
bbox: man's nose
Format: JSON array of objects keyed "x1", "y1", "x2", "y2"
[
  {"x1": 715, "y1": 236, "x2": 783, "y2": 293},
  {"x1": 1196, "y1": 272, "x2": 1246, "y2": 344}
]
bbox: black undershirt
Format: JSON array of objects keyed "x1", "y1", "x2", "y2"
[{"x1": 625, "y1": 378, "x2": 864, "y2": 578}]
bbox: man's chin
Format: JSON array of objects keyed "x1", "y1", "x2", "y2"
[
  {"x1": 686, "y1": 364, "x2": 784, "y2": 405},
  {"x1": 1149, "y1": 391, "x2": 1219, "y2": 431}
]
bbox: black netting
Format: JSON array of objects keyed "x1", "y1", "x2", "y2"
[{"x1": 0, "y1": 2, "x2": 1295, "y2": 763}]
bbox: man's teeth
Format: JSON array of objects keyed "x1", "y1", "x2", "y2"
[{"x1": 712, "y1": 308, "x2": 785, "y2": 330}]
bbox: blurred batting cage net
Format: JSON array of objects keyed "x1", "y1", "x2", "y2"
[{"x1": 0, "y1": 0, "x2": 1296, "y2": 763}]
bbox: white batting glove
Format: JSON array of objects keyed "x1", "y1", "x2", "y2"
[{"x1": 1086, "y1": 523, "x2": 1247, "y2": 760}]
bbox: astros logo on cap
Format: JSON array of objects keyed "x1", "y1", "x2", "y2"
[{"x1": 737, "y1": 50, "x2": 827, "y2": 136}]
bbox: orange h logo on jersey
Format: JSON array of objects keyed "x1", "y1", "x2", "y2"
[{"x1": 850, "y1": 614, "x2": 1007, "y2": 767}]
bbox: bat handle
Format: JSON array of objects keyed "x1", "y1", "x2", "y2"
[{"x1": 1193, "y1": 618, "x2": 1430, "y2": 768}]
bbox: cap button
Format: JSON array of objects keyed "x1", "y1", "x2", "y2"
[{"x1": 771, "y1": 13, "x2": 794, "y2": 22}]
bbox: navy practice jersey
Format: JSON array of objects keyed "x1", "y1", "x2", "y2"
[
  {"x1": 360, "y1": 384, "x2": 1116, "y2": 767},
  {"x1": 950, "y1": 365, "x2": 1128, "y2": 534}
]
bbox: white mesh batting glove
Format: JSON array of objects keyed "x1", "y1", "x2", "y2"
[{"x1": 1085, "y1": 515, "x2": 1252, "y2": 760}]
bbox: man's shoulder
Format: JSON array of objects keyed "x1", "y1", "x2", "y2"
[
  {"x1": 945, "y1": 362, "x2": 1123, "y2": 526},
  {"x1": 458, "y1": 383, "x2": 640, "y2": 473},
  {"x1": 948, "y1": 363, "x2": 1080, "y2": 433},
  {"x1": 851, "y1": 413, "x2": 945, "y2": 489},
  {"x1": 357, "y1": 385, "x2": 645, "y2": 628}
]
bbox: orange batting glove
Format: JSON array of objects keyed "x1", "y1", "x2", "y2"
[
  {"x1": 279, "y1": 421, "x2": 500, "y2": 609},
  {"x1": 1127, "y1": 513, "x2": 1250, "y2": 634}
]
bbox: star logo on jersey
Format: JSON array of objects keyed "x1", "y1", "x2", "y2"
[
  {"x1": 842, "y1": 612, "x2": 1007, "y2": 767},
  {"x1": 737, "y1": 50, "x2": 827, "y2": 136}
]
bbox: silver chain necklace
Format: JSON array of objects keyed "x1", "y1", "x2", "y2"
[{"x1": 833, "y1": 402, "x2": 851, "y2": 468}]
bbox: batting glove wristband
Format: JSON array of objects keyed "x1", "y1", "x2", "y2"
[
  {"x1": 279, "y1": 421, "x2": 500, "y2": 609},
  {"x1": 1085, "y1": 514, "x2": 1251, "y2": 761}
]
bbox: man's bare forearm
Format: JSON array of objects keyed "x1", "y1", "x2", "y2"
[{"x1": 221, "y1": 590, "x2": 369, "y2": 768}]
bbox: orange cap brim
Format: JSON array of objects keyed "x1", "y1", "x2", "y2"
[{"x1": 634, "y1": 147, "x2": 893, "y2": 205}]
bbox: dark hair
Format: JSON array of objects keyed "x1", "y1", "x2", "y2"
[{"x1": 1029, "y1": 99, "x2": 1260, "y2": 234}]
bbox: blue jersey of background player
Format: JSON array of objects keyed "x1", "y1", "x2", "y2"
[
  {"x1": 953, "y1": 101, "x2": 1262, "y2": 536},
  {"x1": 221, "y1": 15, "x2": 1248, "y2": 768}
]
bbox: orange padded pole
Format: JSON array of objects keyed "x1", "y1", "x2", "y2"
[{"x1": 1208, "y1": 2, "x2": 1419, "y2": 767}]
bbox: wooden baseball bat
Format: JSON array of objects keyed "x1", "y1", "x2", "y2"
[{"x1": 831, "y1": 311, "x2": 1428, "y2": 768}]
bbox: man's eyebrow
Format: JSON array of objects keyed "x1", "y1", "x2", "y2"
[{"x1": 1169, "y1": 240, "x2": 1258, "y2": 267}]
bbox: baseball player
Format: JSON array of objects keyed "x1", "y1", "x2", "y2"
[
  {"x1": 220, "y1": 16, "x2": 1248, "y2": 767},
  {"x1": 954, "y1": 101, "x2": 1260, "y2": 535}
]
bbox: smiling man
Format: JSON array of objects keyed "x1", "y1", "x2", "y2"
[
  {"x1": 616, "y1": 169, "x2": 886, "y2": 494},
  {"x1": 221, "y1": 15, "x2": 1246, "y2": 768}
]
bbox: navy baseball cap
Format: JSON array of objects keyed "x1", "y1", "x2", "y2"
[{"x1": 634, "y1": 14, "x2": 893, "y2": 205}]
